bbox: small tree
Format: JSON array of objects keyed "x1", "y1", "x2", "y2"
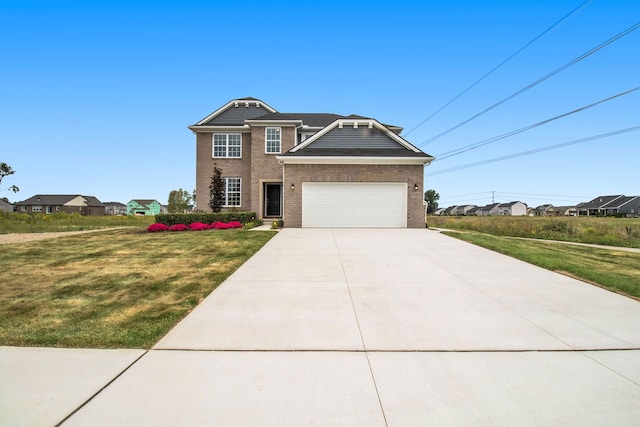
[
  {"x1": 167, "y1": 188, "x2": 193, "y2": 213},
  {"x1": 0, "y1": 162, "x2": 19, "y2": 194},
  {"x1": 424, "y1": 189, "x2": 440, "y2": 214},
  {"x1": 209, "y1": 166, "x2": 224, "y2": 212}
]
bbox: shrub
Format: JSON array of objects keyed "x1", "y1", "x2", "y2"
[
  {"x1": 188, "y1": 222, "x2": 211, "y2": 231},
  {"x1": 212, "y1": 221, "x2": 231, "y2": 229},
  {"x1": 169, "y1": 224, "x2": 188, "y2": 232},
  {"x1": 155, "y1": 212, "x2": 257, "y2": 227},
  {"x1": 147, "y1": 223, "x2": 169, "y2": 232},
  {"x1": 227, "y1": 221, "x2": 242, "y2": 229}
]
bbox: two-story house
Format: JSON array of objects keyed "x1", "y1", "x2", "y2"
[{"x1": 189, "y1": 97, "x2": 434, "y2": 228}]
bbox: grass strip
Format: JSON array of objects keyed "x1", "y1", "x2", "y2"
[
  {"x1": 0, "y1": 228, "x2": 276, "y2": 348},
  {"x1": 443, "y1": 231, "x2": 640, "y2": 299}
]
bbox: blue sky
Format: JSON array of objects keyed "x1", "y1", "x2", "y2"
[{"x1": 1, "y1": 0, "x2": 638, "y2": 208}]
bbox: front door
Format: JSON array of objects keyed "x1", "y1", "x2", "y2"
[{"x1": 264, "y1": 183, "x2": 282, "y2": 217}]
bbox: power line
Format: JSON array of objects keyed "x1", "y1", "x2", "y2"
[
  {"x1": 425, "y1": 126, "x2": 639, "y2": 176},
  {"x1": 403, "y1": 0, "x2": 594, "y2": 137},
  {"x1": 433, "y1": 86, "x2": 640, "y2": 161},
  {"x1": 418, "y1": 21, "x2": 640, "y2": 147}
]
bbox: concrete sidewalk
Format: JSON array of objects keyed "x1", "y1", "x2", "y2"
[{"x1": 3, "y1": 229, "x2": 640, "y2": 426}]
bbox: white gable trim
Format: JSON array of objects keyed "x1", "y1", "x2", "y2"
[
  {"x1": 288, "y1": 118, "x2": 422, "y2": 153},
  {"x1": 194, "y1": 98, "x2": 277, "y2": 126}
]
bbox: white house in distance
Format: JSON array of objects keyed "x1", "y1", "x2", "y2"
[{"x1": 497, "y1": 201, "x2": 527, "y2": 216}]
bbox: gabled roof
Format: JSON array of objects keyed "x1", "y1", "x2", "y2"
[
  {"x1": 130, "y1": 199, "x2": 158, "y2": 206},
  {"x1": 16, "y1": 194, "x2": 103, "y2": 207},
  {"x1": 478, "y1": 203, "x2": 500, "y2": 212},
  {"x1": 249, "y1": 112, "x2": 343, "y2": 128},
  {"x1": 103, "y1": 201, "x2": 126, "y2": 206},
  {"x1": 192, "y1": 98, "x2": 277, "y2": 127},
  {"x1": 579, "y1": 195, "x2": 624, "y2": 209},
  {"x1": 499, "y1": 201, "x2": 525, "y2": 208},
  {"x1": 279, "y1": 118, "x2": 433, "y2": 162},
  {"x1": 600, "y1": 195, "x2": 639, "y2": 209}
]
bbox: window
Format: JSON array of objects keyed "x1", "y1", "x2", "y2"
[
  {"x1": 32, "y1": 205, "x2": 42, "y2": 212},
  {"x1": 213, "y1": 134, "x2": 242, "y2": 158},
  {"x1": 46, "y1": 206, "x2": 52, "y2": 214},
  {"x1": 223, "y1": 178, "x2": 241, "y2": 207},
  {"x1": 265, "y1": 127, "x2": 281, "y2": 153}
]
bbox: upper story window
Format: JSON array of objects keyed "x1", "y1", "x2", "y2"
[
  {"x1": 213, "y1": 134, "x2": 242, "y2": 158},
  {"x1": 265, "y1": 127, "x2": 281, "y2": 154}
]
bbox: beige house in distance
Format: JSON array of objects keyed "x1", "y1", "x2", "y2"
[{"x1": 189, "y1": 97, "x2": 434, "y2": 228}]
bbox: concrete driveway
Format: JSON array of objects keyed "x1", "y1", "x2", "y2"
[{"x1": 3, "y1": 229, "x2": 640, "y2": 426}]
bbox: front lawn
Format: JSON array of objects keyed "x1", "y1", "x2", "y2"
[{"x1": 0, "y1": 228, "x2": 275, "y2": 348}]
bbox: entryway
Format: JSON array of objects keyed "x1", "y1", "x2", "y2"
[{"x1": 264, "y1": 183, "x2": 282, "y2": 218}]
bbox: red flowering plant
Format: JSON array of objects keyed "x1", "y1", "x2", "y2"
[
  {"x1": 147, "y1": 223, "x2": 170, "y2": 232},
  {"x1": 169, "y1": 224, "x2": 188, "y2": 232},
  {"x1": 189, "y1": 222, "x2": 211, "y2": 231},
  {"x1": 227, "y1": 221, "x2": 243, "y2": 229},
  {"x1": 212, "y1": 221, "x2": 231, "y2": 229}
]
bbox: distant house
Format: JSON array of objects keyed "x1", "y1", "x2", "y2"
[
  {"x1": 551, "y1": 206, "x2": 577, "y2": 216},
  {"x1": 104, "y1": 202, "x2": 127, "y2": 215},
  {"x1": 15, "y1": 195, "x2": 105, "y2": 215},
  {"x1": 452, "y1": 205, "x2": 477, "y2": 215},
  {"x1": 434, "y1": 208, "x2": 446, "y2": 216},
  {"x1": 127, "y1": 199, "x2": 162, "y2": 216},
  {"x1": 475, "y1": 203, "x2": 501, "y2": 216},
  {"x1": 0, "y1": 199, "x2": 14, "y2": 212},
  {"x1": 577, "y1": 195, "x2": 626, "y2": 216},
  {"x1": 600, "y1": 196, "x2": 640, "y2": 217},
  {"x1": 534, "y1": 204, "x2": 554, "y2": 216},
  {"x1": 497, "y1": 201, "x2": 527, "y2": 216}
]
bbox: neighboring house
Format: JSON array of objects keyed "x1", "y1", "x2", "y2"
[
  {"x1": 189, "y1": 97, "x2": 434, "y2": 228},
  {"x1": 443, "y1": 206, "x2": 458, "y2": 216},
  {"x1": 475, "y1": 203, "x2": 501, "y2": 216},
  {"x1": 0, "y1": 199, "x2": 13, "y2": 212},
  {"x1": 600, "y1": 196, "x2": 640, "y2": 217},
  {"x1": 534, "y1": 204, "x2": 554, "y2": 216},
  {"x1": 577, "y1": 195, "x2": 625, "y2": 216},
  {"x1": 15, "y1": 195, "x2": 105, "y2": 215},
  {"x1": 433, "y1": 208, "x2": 446, "y2": 216},
  {"x1": 497, "y1": 201, "x2": 527, "y2": 216},
  {"x1": 453, "y1": 205, "x2": 477, "y2": 215},
  {"x1": 127, "y1": 199, "x2": 162, "y2": 216},
  {"x1": 551, "y1": 206, "x2": 577, "y2": 216},
  {"x1": 104, "y1": 202, "x2": 127, "y2": 215}
]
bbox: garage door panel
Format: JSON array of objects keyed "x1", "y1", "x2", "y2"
[{"x1": 302, "y1": 183, "x2": 407, "y2": 228}]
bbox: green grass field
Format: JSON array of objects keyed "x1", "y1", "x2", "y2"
[
  {"x1": 430, "y1": 215, "x2": 640, "y2": 248},
  {"x1": 0, "y1": 227, "x2": 275, "y2": 348},
  {"x1": 0, "y1": 212, "x2": 154, "y2": 233}
]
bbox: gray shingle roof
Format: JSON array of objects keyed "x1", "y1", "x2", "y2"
[
  {"x1": 601, "y1": 195, "x2": 638, "y2": 209},
  {"x1": 250, "y1": 113, "x2": 344, "y2": 128},
  {"x1": 17, "y1": 194, "x2": 104, "y2": 207},
  {"x1": 282, "y1": 126, "x2": 432, "y2": 158},
  {"x1": 579, "y1": 195, "x2": 624, "y2": 209}
]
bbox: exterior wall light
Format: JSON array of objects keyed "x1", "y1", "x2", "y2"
[
  {"x1": 414, "y1": 184, "x2": 419, "y2": 191},
  {"x1": 291, "y1": 183, "x2": 295, "y2": 190}
]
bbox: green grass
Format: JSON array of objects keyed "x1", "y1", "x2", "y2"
[
  {"x1": 0, "y1": 212, "x2": 154, "y2": 234},
  {"x1": 444, "y1": 231, "x2": 640, "y2": 299},
  {"x1": 0, "y1": 228, "x2": 276, "y2": 348},
  {"x1": 430, "y1": 215, "x2": 640, "y2": 248}
]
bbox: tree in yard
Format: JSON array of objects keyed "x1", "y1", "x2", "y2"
[
  {"x1": 424, "y1": 189, "x2": 440, "y2": 214},
  {"x1": 209, "y1": 166, "x2": 224, "y2": 212},
  {"x1": 167, "y1": 188, "x2": 193, "y2": 213},
  {"x1": 0, "y1": 162, "x2": 19, "y2": 194}
]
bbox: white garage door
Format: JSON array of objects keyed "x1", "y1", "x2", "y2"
[{"x1": 302, "y1": 182, "x2": 407, "y2": 228}]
